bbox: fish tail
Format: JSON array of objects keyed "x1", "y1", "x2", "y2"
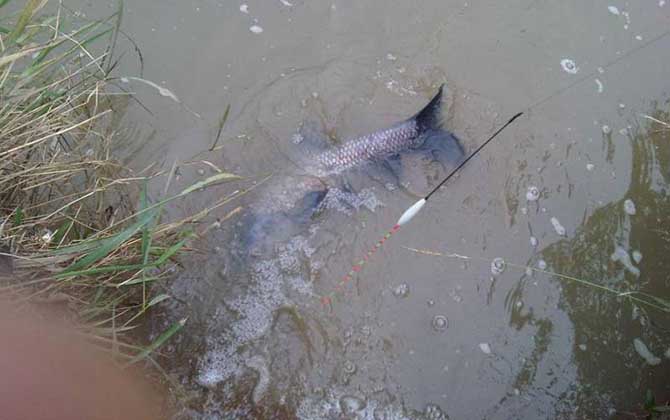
[
  {"x1": 413, "y1": 84, "x2": 465, "y2": 163},
  {"x1": 414, "y1": 84, "x2": 445, "y2": 133}
]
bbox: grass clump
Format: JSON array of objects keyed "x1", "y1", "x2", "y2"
[{"x1": 0, "y1": 0, "x2": 238, "y2": 362}]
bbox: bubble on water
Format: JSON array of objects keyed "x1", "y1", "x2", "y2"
[
  {"x1": 537, "y1": 259, "x2": 547, "y2": 270},
  {"x1": 560, "y1": 59, "x2": 579, "y2": 74},
  {"x1": 521, "y1": 207, "x2": 528, "y2": 215},
  {"x1": 632, "y1": 250, "x2": 642, "y2": 264},
  {"x1": 239, "y1": 3, "x2": 249, "y2": 13},
  {"x1": 607, "y1": 5, "x2": 620, "y2": 15},
  {"x1": 530, "y1": 236, "x2": 538, "y2": 247},
  {"x1": 321, "y1": 187, "x2": 383, "y2": 215},
  {"x1": 343, "y1": 360, "x2": 357, "y2": 375},
  {"x1": 579, "y1": 344, "x2": 587, "y2": 351},
  {"x1": 550, "y1": 217, "x2": 566, "y2": 236},
  {"x1": 196, "y1": 345, "x2": 242, "y2": 388},
  {"x1": 479, "y1": 342, "x2": 492, "y2": 354},
  {"x1": 635, "y1": 35, "x2": 643, "y2": 41},
  {"x1": 340, "y1": 395, "x2": 366, "y2": 415},
  {"x1": 586, "y1": 163, "x2": 595, "y2": 171},
  {"x1": 424, "y1": 403, "x2": 448, "y2": 420},
  {"x1": 526, "y1": 186, "x2": 540, "y2": 202},
  {"x1": 279, "y1": 0, "x2": 293, "y2": 6},
  {"x1": 623, "y1": 199, "x2": 636, "y2": 215},
  {"x1": 291, "y1": 132, "x2": 304, "y2": 144},
  {"x1": 120, "y1": 77, "x2": 129, "y2": 83},
  {"x1": 386, "y1": 52, "x2": 397, "y2": 61},
  {"x1": 427, "y1": 299, "x2": 435, "y2": 307},
  {"x1": 197, "y1": 168, "x2": 205, "y2": 176},
  {"x1": 393, "y1": 283, "x2": 409, "y2": 298},
  {"x1": 432, "y1": 315, "x2": 449, "y2": 332},
  {"x1": 602, "y1": 124, "x2": 612, "y2": 135},
  {"x1": 619, "y1": 103, "x2": 626, "y2": 109},
  {"x1": 491, "y1": 257, "x2": 506, "y2": 275},
  {"x1": 249, "y1": 25, "x2": 263, "y2": 34}
]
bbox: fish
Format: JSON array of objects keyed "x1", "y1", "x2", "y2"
[
  {"x1": 293, "y1": 84, "x2": 464, "y2": 178},
  {"x1": 243, "y1": 84, "x2": 464, "y2": 256}
]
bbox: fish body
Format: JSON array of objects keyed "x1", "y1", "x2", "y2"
[
  {"x1": 297, "y1": 84, "x2": 458, "y2": 177},
  {"x1": 308, "y1": 119, "x2": 422, "y2": 176},
  {"x1": 245, "y1": 84, "x2": 463, "y2": 255}
]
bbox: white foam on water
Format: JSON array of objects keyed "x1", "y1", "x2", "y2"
[
  {"x1": 195, "y1": 235, "x2": 316, "y2": 388},
  {"x1": 595, "y1": 78, "x2": 604, "y2": 93},
  {"x1": 610, "y1": 246, "x2": 640, "y2": 276},
  {"x1": 550, "y1": 217, "x2": 567, "y2": 236},
  {"x1": 297, "y1": 391, "x2": 412, "y2": 420},
  {"x1": 250, "y1": 25, "x2": 263, "y2": 34},
  {"x1": 623, "y1": 199, "x2": 636, "y2": 215},
  {"x1": 607, "y1": 6, "x2": 620, "y2": 15},
  {"x1": 633, "y1": 338, "x2": 661, "y2": 365},
  {"x1": 479, "y1": 342, "x2": 492, "y2": 354},
  {"x1": 196, "y1": 344, "x2": 242, "y2": 388},
  {"x1": 321, "y1": 188, "x2": 383, "y2": 215}
]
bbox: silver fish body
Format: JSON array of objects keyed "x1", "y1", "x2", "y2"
[
  {"x1": 292, "y1": 84, "x2": 459, "y2": 178},
  {"x1": 245, "y1": 85, "x2": 463, "y2": 254},
  {"x1": 308, "y1": 119, "x2": 421, "y2": 176}
]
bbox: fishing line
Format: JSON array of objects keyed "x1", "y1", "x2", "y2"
[{"x1": 319, "y1": 26, "x2": 670, "y2": 307}]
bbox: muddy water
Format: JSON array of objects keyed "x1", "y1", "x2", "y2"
[{"x1": 72, "y1": 0, "x2": 670, "y2": 418}]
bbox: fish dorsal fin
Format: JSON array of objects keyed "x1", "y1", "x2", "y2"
[{"x1": 414, "y1": 84, "x2": 445, "y2": 132}]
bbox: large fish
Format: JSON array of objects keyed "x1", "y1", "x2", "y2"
[
  {"x1": 294, "y1": 84, "x2": 463, "y2": 177},
  {"x1": 244, "y1": 84, "x2": 464, "y2": 255}
]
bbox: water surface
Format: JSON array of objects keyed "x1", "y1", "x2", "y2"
[{"x1": 71, "y1": 1, "x2": 670, "y2": 418}]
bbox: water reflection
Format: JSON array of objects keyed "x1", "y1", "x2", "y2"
[{"x1": 535, "y1": 106, "x2": 670, "y2": 417}]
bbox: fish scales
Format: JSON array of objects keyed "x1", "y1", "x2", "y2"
[{"x1": 314, "y1": 120, "x2": 420, "y2": 176}]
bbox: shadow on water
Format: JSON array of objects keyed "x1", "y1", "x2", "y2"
[{"x1": 508, "y1": 103, "x2": 670, "y2": 418}]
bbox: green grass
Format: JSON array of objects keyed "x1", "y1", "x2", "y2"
[{"x1": 0, "y1": 0, "x2": 240, "y2": 364}]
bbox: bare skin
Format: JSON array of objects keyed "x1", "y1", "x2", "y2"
[{"x1": 0, "y1": 301, "x2": 166, "y2": 420}]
